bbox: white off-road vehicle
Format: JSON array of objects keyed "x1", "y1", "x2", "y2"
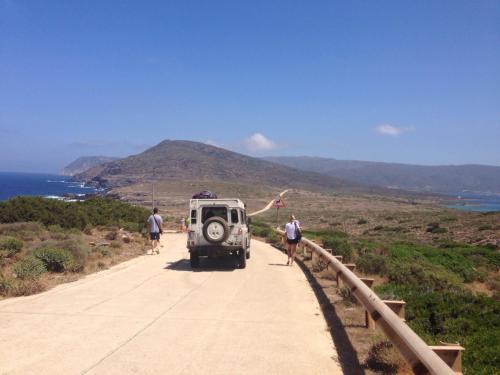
[{"x1": 187, "y1": 198, "x2": 251, "y2": 269}]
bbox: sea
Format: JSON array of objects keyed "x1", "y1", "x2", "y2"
[
  {"x1": 444, "y1": 193, "x2": 500, "y2": 213},
  {"x1": 0, "y1": 172, "x2": 99, "y2": 201},
  {"x1": 0, "y1": 172, "x2": 499, "y2": 212}
]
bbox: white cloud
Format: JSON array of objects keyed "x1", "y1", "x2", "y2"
[
  {"x1": 244, "y1": 133, "x2": 277, "y2": 152},
  {"x1": 375, "y1": 124, "x2": 415, "y2": 136}
]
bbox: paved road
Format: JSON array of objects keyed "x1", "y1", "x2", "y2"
[
  {"x1": 247, "y1": 189, "x2": 288, "y2": 217},
  {"x1": 0, "y1": 234, "x2": 342, "y2": 375}
]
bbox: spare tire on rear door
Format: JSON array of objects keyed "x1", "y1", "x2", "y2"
[{"x1": 202, "y1": 217, "x2": 229, "y2": 244}]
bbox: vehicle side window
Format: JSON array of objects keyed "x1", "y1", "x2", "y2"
[
  {"x1": 202, "y1": 207, "x2": 228, "y2": 223},
  {"x1": 191, "y1": 209, "x2": 197, "y2": 224},
  {"x1": 231, "y1": 209, "x2": 239, "y2": 224}
]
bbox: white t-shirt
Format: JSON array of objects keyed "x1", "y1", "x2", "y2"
[
  {"x1": 285, "y1": 220, "x2": 300, "y2": 240},
  {"x1": 148, "y1": 214, "x2": 163, "y2": 233}
]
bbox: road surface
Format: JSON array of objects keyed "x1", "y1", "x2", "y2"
[
  {"x1": 247, "y1": 189, "x2": 288, "y2": 217},
  {"x1": 0, "y1": 234, "x2": 342, "y2": 375}
]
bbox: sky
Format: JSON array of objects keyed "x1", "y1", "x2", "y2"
[{"x1": 1, "y1": 0, "x2": 499, "y2": 173}]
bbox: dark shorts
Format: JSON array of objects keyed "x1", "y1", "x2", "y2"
[
  {"x1": 287, "y1": 238, "x2": 299, "y2": 244},
  {"x1": 150, "y1": 232, "x2": 160, "y2": 241}
]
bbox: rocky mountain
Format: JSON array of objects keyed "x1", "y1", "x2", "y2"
[
  {"x1": 61, "y1": 156, "x2": 120, "y2": 176},
  {"x1": 264, "y1": 156, "x2": 500, "y2": 194},
  {"x1": 72, "y1": 140, "x2": 364, "y2": 192}
]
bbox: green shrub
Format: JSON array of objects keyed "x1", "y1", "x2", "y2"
[
  {"x1": 122, "y1": 221, "x2": 141, "y2": 233},
  {"x1": 32, "y1": 248, "x2": 77, "y2": 272},
  {"x1": 0, "y1": 236, "x2": 23, "y2": 257},
  {"x1": 375, "y1": 284, "x2": 500, "y2": 374},
  {"x1": 426, "y1": 223, "x2": 447, "y2": 234},
  {"x1": 323, "y1": 237, "x2": 352, "y2": 262},
  {"x1": 356, "y1": 253, "x2": 388, "y2": 275},
  {"x1": 13, "y1": 256, "x2": 46, "y2": 280},
  {"x1": 0, "y1": 197, "x2": 149, "y2": 231},
  {"x1": 386, "y1": 260, "x2": 461, "y2": 291},
  {"x1": 0, "y1": 274, "x2": 14, "y2": 295},
  {"x1": 96, "y1": 246, "x2": 112, "y2": 257}
]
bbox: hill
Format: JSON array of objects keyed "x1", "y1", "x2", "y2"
[
  {"x1": 264, "y1": 156, "x2": 500, "y2": 194},
  {"x1": 61, "y1": 156, "x2": 119, "y2": 176},
  {"x1": 72, "y1": 140, "x2": 363, "y2": 192}
]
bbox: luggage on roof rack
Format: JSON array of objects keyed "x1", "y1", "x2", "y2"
[{"x1": 192, "y1": 190, "x2": 218, "y2": 199}]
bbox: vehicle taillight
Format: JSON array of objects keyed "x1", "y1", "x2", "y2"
[{"x1": 238, "y1": 228, "x2": 243, "y2": 235}]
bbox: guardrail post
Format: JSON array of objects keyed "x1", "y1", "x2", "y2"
[
  {"x1": 302, "y1": 243, "x2": 310, "y2": 259},
  {"x1": 311, "y1": 251, "x2": 320, "y2": 271},
  {"x1": 333, "y1": 255, "x2": 343, "y2": 262},
  {"x1": 383, "y1": 300, "x2": 406, "y2": 321},
  {"x1": 361, "y1": 278, "x2": 375, "y2": 328},
  {"x1": 429, "y1": 345, "x2": 464, "y2": 374}
]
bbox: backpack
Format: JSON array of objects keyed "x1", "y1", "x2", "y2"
[
  {"x1": 294, "y1": 221, "x2": 302, "y2": 241},
  {"x1": 192, "y1": 190, "x2": 218, "y2": 199}
]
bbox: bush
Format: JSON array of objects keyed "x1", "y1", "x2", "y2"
[
  {"x1": 96, "y1": 246, "x2": 112, "y2": 257},
  {"x1": 0, "y1": 274, "x2": 14, "y2": 295},
  {"x1": 32, "y1": 248, "x2": 77, "y2": 272},
  {"x1": 357, "y1": 219, "x2": 368, "y2": 225},
  {"x1": 0, "y1": 236, "x2": 23, "y2": 257},
  {"x1": 356, "y1": 253, "x2": 388, "y2": 275},
  {"x1": 426, "y1": 223, "x2": 448, "y2": 234},
  {"x1": 365, "y1": 340, "x2": 401, "y2": 374},
  {"x1": 0, "y1": 197, "x2": 149, "y2": 231},
  {"x1": 13, "y1": 256, "x2": 46, "y2": 280},
  {"x1": 323, "y1": 236, "x2": 352, "y2": 262}
]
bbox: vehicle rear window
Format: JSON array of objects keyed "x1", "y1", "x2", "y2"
[
  {"x1": 202, "y1": 207, "x2": 227, "y2": 223},
  {"x1": 190, "y1": 209, "x2": 197, "y2": 224},
  {"x1": 231, "y1": 209, "x2": 239, "y2": 223}
]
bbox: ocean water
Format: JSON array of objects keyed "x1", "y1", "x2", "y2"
[
  {"x1": 0, "y1": 172, "x2": 98, "y2": 201},
  {"x1": 445, "y1": 193, "x2": 500, "y2": 212}
]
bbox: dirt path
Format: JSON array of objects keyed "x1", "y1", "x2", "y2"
[{"x1": 0, "y1": 234, "x2": 342, "y2": 375}]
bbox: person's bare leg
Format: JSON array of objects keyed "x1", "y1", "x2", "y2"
[
  {"x1": 290, "y1": 244, "x2": 297, "y2": 265},
  {"x1": 286, "y1": 243, "x2": 291, "y2": 265}
]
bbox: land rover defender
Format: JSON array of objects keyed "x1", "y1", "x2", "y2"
[{"x1": 187, "y1": 198, "x2": 251, "y2": 268}]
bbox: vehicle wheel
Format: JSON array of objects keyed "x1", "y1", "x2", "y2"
[
  {"x1": 239, "y1": 249, "x2": 247, "y2": 269},
  {"x1": 190, "y1": 251, "x2": 200, "y2": 268},
  {"x1": 202, "y1": 217, "x2": 229, "y2": 244},
  {"x1": 246, "y1": 249, "x2": 250, "y2": 259}
]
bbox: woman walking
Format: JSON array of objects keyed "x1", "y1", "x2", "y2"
[{"x1": 285, "y1": 215, "x2": 301, "y2": 266}]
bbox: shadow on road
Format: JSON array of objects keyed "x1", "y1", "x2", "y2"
[
  {"x1": 267, "y1": 263, "x2": 289, "y2": 267},
  {"x1": 164, "y1": 258, "x2": 237, "y2": 272},
  {"x1": 295, "y1": 258, "x2": 365, "y2": 375}
]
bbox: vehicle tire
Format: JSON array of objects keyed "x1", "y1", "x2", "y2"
[
  {"x1": 190, "y1": 251, "x2": 200, "y2": 268},
  {"x1": 246, "y1": 249, "x2": 250, "y2": 259},
  {"x1": 202, "y1": 217, "x2": 229, "y2": 244},
  {"x1": 239, "y1": 248, "x2": 247, "y2": 269}
]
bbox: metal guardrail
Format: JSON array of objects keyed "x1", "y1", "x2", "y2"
[{"x1": 276, "y1": 229, "x2": 463, "y2": 375}]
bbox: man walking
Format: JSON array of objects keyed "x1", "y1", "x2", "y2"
[{"x1": 147, "y1": 207, "x2": 163, "y2": 255}]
